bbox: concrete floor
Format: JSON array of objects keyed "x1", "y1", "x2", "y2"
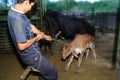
[
  {"x1": 0, "y1": 52, "x2": 118, "y2": 80},
  {"x1": 0, "y1": 32, "x2": 119, "y2": 80}
]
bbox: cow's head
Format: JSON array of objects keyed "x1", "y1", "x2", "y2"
[{"x1": 43, "y1": 9, "x2": 62, "y2": 39}]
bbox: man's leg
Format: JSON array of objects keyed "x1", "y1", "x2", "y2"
[{"x1": 38, "y1": 56, "x2": 58, "y2": 80}]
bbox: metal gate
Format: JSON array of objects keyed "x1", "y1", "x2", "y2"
[{"x1": 114, "y1": 2, "x2": 120, "y2": 80}]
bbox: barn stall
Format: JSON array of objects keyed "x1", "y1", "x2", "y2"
[{"x1": 0, "y1": 0, "x2": 119, "y2": 80}]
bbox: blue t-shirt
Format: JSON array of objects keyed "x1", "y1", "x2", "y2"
[{"x1": 7, "y1": 8, "x2": 41, "y2": 65}]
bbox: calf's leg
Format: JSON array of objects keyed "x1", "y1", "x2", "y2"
[
  {"x1": 91, "y1": 47, "x2": 96, "y2": 62},
  {"x1": 75, "y1": 52, "x2": 84, "y2": 73},
  {"x1": 85, "y1": 49, "x2": 90, "y2": 59},
  {"x1": 64, "y1": 55, "x2": 74, "y2": 72}
]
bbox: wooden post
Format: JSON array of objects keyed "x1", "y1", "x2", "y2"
[
  {"x1": 20, "y1": 66, "x2": 31, "y2": 80},
  {"x1": 114, "y1": 1, "x2": 120, "y2": 80}
]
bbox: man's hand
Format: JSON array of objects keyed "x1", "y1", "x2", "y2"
[
  {"x1": 31, "y1": 24, "x2": 52, "y2": 41},
  {"x1": 35, "y1": 33, "x2": 44, "y2": 41},
  {"x1": 43, "y1": 35, "x2": 52, "y2": 41},
  {"x1": 35, "y1": 33, "x2": 52, "y2": 41}
]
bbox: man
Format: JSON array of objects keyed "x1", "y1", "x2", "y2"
[{"x1": 7, "y1": 0, "x2": 58, "y2": 80}]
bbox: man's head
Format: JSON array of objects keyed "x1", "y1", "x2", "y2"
[
  {"x1": 17, "y1": 0, "x2": 37, "y2": 3},
  {"x1": 16, "y1": 0, "x2": 37, "y2": 13}
]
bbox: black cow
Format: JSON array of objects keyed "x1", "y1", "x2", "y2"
[
  {"x1": 42, "y1": 9, "x2": 95, "y2": 56},
  {"x1": 43, "y1": 9, "x2": 95, "y2": 39}
]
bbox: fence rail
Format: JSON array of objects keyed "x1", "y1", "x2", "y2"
[
  {"x1": 0, "y1": 22, "x2": 15, "y2": 53},
  {"x1": 0, "y1": 11, "x2": 117, "y2": 53}
]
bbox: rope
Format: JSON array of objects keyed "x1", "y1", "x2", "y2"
[{"x1": 52, "y1": 38, "x2": 68, "y2": 45}]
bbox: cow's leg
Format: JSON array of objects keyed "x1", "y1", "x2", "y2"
[
  {"x1": 75, "y1": 52, "x2": 84, "y2": 73},
  {"x1": 64, "y1": 55, "x2": 74, "y2": 72},
  {"x1": 49, "y1": 41, "x2": 55, "y2": 56}
]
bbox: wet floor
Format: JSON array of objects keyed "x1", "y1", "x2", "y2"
[
  {"x1": 0, "y1": 32, "x2": 118, "y2": 80},
  {"x1": 0, "y1": 51, "x2": 118, "y2": 80}
]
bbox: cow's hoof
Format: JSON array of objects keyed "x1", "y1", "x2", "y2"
[
  {"x1": 50, "y1": 54, "x2": 54, "y2": 56},
  {"x1": 64, "y1": 68, "x2": 68, "y2": 72},
  {"x1": 64, "y1": 70, "x2": 67, "y2": 72},
  {"x1": 75, "y1": 68, "x2": 80, "y2": 73}
]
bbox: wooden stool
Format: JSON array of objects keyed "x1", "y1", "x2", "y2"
[{"x1": 20, "y1": 66, "x2": 39, "y2": 80}]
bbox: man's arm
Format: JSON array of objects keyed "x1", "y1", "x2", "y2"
[
  {"x1": 17, "y1": 33, "x2": 43, "y2": 51},
  {"x1": 17, "y1": 24, "x2": 44, "y2": 51},
  {"x1": 31, "y1": 24, "x2": 52, "y2": 41},
  {"x1": 31, "y1": 24, "x2": 44, "y2": 34},
  {"x1": 17, "y1": 24, "x2": 51, "y2": 51}
]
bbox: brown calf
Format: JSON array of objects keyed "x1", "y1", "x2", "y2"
[{"x1": 62, "y1": 34, "x2": 96, "y2": 73}]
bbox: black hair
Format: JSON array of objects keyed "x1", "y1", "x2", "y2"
[
  {"x1": 17, "y1": 0, "x2": 37, "y2": 3},
  {"x1": 29, "y1": 0, "x2": 37, "y2": 3}
]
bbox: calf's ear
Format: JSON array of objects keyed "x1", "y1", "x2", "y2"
[
  {"x1": 63, "y1": 44, "x2": 69, "y2": 50},
  {"x1": 63, "y1": 44, "x2": 73, "y2": 52},
  {"x1": 63, "y1": 45, "x2": 67, "y2": 51},
  {"x1": 66, "y1": 44, "x2": 72, "y2": 51}
]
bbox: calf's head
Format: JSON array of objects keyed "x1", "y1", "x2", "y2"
[
  {"x1": 62, "y1": 44, "x2": 73, "y2": 60},
  {"x1": 62, "y1": 44, "x2": 79, "y2": 60}
]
